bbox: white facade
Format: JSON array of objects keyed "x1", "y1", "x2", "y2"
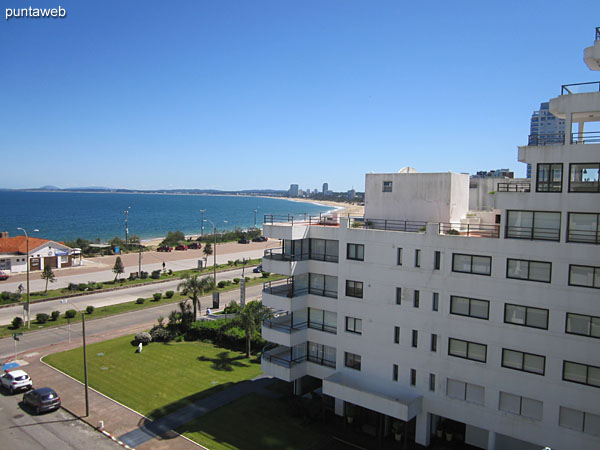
[{"x1": 260, "y1": 33, "x2": 600, "y2": 450}]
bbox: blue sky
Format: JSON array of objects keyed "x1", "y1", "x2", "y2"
[{"x1": 1, "y1": 1, "x2": 598, "y2": 191}]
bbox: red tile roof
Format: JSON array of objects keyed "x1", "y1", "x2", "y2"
[{"x1": 0, "y1": 236, "x2": 65, "y2": 254}]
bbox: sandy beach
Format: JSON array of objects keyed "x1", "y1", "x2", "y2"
[{"x1": 285, "y1": 198, "x2": 364, "y2": 216}]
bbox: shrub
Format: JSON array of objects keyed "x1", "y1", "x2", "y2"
[
  {"x1": 1, "y1": 292, "x2": 9, "y2": 301},
  {"x1": 68, "y1": 283, "x2": 80, "y2": 291},
  {"x1": 165, "y1": 290, "x2": 174, "y2": 299},
  {"x1": 175, "y1": 335, "x2": 184, "y2": 342},
  {"x1": 78, "y1": 283, "x2": 87, "y2": 291},
  {"x1": 11, "y1": 317, "x2": 23, "y2": 329},
  {"x1": 224, "y1": 301, "x2": 240, "y2": 314},
  {"x1": 446, "y1": 228, "x2": 460, "y2": 235},
  {"x1": 134, "y1": 331, "x2": 152, "y2": 345},
  {"x1": 151, "y1": 270, "x2": 161, "y2": 279},
  {"x1": 150, "y1": 325, "x2": 171, "y2": 342},
  {"x1": 36, "y1": 313, "x2": 50, "y2": 324},
  {"x1": 233, "y1": 278, "x2": 240, "y2": 284},
  {"x1": 168, "y1": 269, "x2": 173, "y2": 275},
  {"x1": 228, "y1": 260, "x2": 234, "y2": 266},
  {"x1": 51, "y1": 310, "x2": 60, "y2": 321},
  {"x1": 86, "y1": 305, "x2": 95, "y2": 314},
  {"x1": 245, "y1": 277, "x2": 250, "y2": 282},
  {"x1": 153, "y1": 292, "x2": 162, "y2": 301},
  {"x1": 136, "y1": 297, "x2": 145, "y2": 304},
  {"x1": 224, "y1": 280, "x2": 232, "y2": 286},
  {"x1": 95, "y1": 283, "x2": 103, "y2": 289},
  {"x1": 217, "y1": 281, "x2": 226, "y2": 288},
  {"x1": 261, "y1": 271, "x2": 271, "y2": 278},
  {"x1": 140, "y1": 271, "x2": 148, "y2": 279},
  {"x1": 64, "y1": 309, "x2": 77, "y2": 319}
]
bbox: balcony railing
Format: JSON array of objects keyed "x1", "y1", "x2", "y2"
[
  {"x1": 263, "y1": 312, "x2": 308, "y2": 333},
  {"x1": 571, "y1": 131, "x2": 600, "y2": 144},
  {"x1": 263, "y1": 213, "x2": 340, "y2": 226},
  {"x1": 263, "y1": 278, "x2": 307, "y2": 297},
  {"x1": 309, "y1": 287, "x2": 338, "y2": 299},
  {"x1": 497, "y1": 182, "x2": 531, "y2": 192},
  {"x1": 561, "y1": 81, "x2": 600, "y2": 95},
  {"x1": 263, "y1": 248, "x2": 309, "y2": 262},
  {"x1": 351, "y1": 218, "x2": 427, "y2": 232},
  {"x1": 567, "y1": 229, "x2": 600, "y2": 245},
  {"x1": 505, "y1": 226, "x2": 561, "y2": 241},
  {"x1": 262, "y1": 344, "x2": 305, "y2": 368},
  {"x1": 439, "y1": 223, "x2": 500, "y2": 238},
  {"x1": 528, "y1": 133, "x2": 565, "y2": 146},
  {"x1": 309, "y1": 252, "x2": 339, "y2": 263},
  {"x1": 307, "y1": 354, "x2": 336, "y2": 368}
]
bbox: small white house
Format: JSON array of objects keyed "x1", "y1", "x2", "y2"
[{"x1": 0, "y1": 234, "x2": 79, "y2": 273}]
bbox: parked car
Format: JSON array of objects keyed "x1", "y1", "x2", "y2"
[
  {"x1": 188, "y1": 242, "x2": 201, "y2": 249},
  {"x1": 175, "y1": 245, "x2": 188, "y2": 251},
  {"x1": 1, "y1": 370, "x2": 32, "y2": 393},
  {"x1": 23, "y1": 387, "x2": 61, "y2": 414},
  {"x1": 238, "y1": 238, "x2": 250, "y2": 244},
  {"x1": 157, "y1": 246, "x2": 172, "y2": 252},
  {"x1": 253, "y1": 265, "x2": 262, "y2": 273},
  {"x1": 252, "y1": 236, "x2": 268, "y2": 242},
  {"x1": 0, "y1": 270, "x2": 8, "y2": 281}
]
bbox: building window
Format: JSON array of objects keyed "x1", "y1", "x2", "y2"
[
  {"x1": 431, "y1": 334, "x2": 437, "y2": 352},
  {"x1": 567, "y1": 212, "x2": 600, "y2": 244},
  {"x1": 452, "y1": 253, "x2": 492, "y2": 276},
  {"x1": 411, "y1": 330, "x2": 418, "y2": 348},
  {"x1": 414, "y1": 249, "x2": 421, "y2": 267},
  {"x1": 569, "y1": 264, "x2": 600, "y2": 288},
  {"x1": 308, "y1": 308, "x2": 338, "y2": 334},
  {"x1": 397, "y1": 248, "x2": 402, "y2": 266},
  {"x1": 308, "y1": 273, "x2": 338, "y2": 298},
  {"x1": 410, "y1": 369, "x2": 416, "y2": 386},
  {"x1": 413, "y1": 290, "x2": 420, "y2": 308},
  {"x1": 393, "y1": 364, "x2": 398, "y2": 381},
  {"x1": 432, "y1": 292, "x2": 439, "y2": 311},
  {"x1": 383, "y1": 181, "x2": 393, "y2": 192},
  {"x1": 502, "y1": 349, "x2": 545, "y2": 375},
  {"x1": 499, "y1": 392, "x2": 543, "y2": 420},
  {"x1": 505, "y1": 210, "x2": 561, "y2": 241},
  {"x1": 569, "y1": 163, "x2": 600, "y2": 193},
  {"x1": 347, "y1": 243, "x2": 364, "y2": 261},
  {"x1": 504, "y1": 304, "x2": 549, "y2": 329},
  {"x1": 309, "y1": 239, "x2": 339, "y2": 262},
  {"x1": 434, "y1": 251, "x2": 441, "y2": 270},
  {"x1": 536, "y1": 163, "x2": 563, "y2": 192},
  {"x1": 345, "y1": 352, "x2": 361, "y2": 371},
  {"x1": 450, "y1": 296, "x2": 489, "y2": 320},
  {"x1": 307, "y1": 342, "x2": 337, "y2": 368},
  {"x1": 345, "y1": 280, "x2": 363, "y2": 298},
  {"x1": 395, "y1": 287, "x2": 402, "y2": 305},
  {"x1": 446, "y1": 378, "x2": 485, "y2": 405},
  {"x1": 563, "y1": 361, "x2": 600, "y2": 388},
  {"x1": 566, "y1": 313, "x2": 600, "y2": 338},
  {"x1": 506, "y1": 258, "x2": 551, "y2": 283},
  {"x1": 345, "y1": 317, "x2": 362, "y2": 335},
  {"x1": 394, "y1": 326, "x2": 400, "y2": 344},
  {"x1": 559, "y1": 406, "x2": 600, "y2": 436},
  {"x1": 429, "y1": 373, "x2": 436, "y2": 392},
  {"x1": 448, "y1": 338, "x2": 487, "y2": 362}
]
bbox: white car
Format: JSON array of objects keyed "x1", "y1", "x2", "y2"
[
  {"x1": 1, "y1": 370, "x2": 32, "y2": 393},
  {"x1": 0, "y1": 270, "x2": 9, "y2": 281}
]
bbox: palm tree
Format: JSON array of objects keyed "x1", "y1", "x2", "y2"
[
  {"x1": 40, "y1": 266, "x2": 56, "y2": 294},
  {"x1": 236, "y1": 300, "x2": 272, "y2": 358},
  {"x1": 177, "y1": 275, "x2": 214, "y2": 321}
]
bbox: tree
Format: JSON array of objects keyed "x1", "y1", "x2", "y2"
[
  {"x1": 40, "y1": 265, "x2": 56, "y2": 294},
  {"x1": 203, "y1": 242, "x2": 213, "y2": 257},
  {"x1": 177, "y1": 275, "x2": 214, "y2": 321},
  {"x1": 112, "y1": 256, "x2": 124, "y2": 281},
  {"x1": 236, "y1": 300, "x2": 272, "y2": 358},
  {"x1": 161, "y1": 230, "x2": 185, "y2": 247}
]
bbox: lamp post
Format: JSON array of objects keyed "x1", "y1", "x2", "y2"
[
  {"x1": 124, "y1": 207, "x2": 131, "y2": 244},
  {"x1": 203, "y1": 219, "x2": 227, "y2": 286},
  {"x1": 253, "y1": 209, "x2": 257, "y2": 228},
  {"x1": 17, "y1": 227, "x2": 38, "y2": 329},
  {"x1": 60, "y1": 299, "x2": 89, "y2": 417},
  {"x1": 200, "y1": 209, "x2": 205, "y2": 238}
]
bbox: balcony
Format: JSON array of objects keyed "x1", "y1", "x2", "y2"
[
  {"x1": 262, "y1": 248, "x2": 309, "y2": 277},
  {"x1": 262, "y1": 312, "x2": 307, "y2": 347},
  {"x1": 261, "y1": 345, "x2": 307, "y2": 382},
  {"x1": 497, "y1": 182, "x2": 531, "y2": 193},
  {"x1": 262, "y1": 278, "x2": 308, "y2": 311},
  {"x1": 439, "y1": 223, "x2": 500, "y2": 238},
  {"x1": 527, "y1": 133, "x2": 564, "y2": 146}
]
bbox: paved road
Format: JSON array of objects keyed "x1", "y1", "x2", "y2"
[
  {"x1": 0, "y1": 267, "x2": 264, "y2": 326},
  {"x1": 0, "y1": 284, "x2": 265, "y2": 361},
  {"x1": 0, "y1": 388, "x2": 120, "y2": 450}
]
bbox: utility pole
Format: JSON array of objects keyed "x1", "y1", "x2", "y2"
[
  {"x1": 124, "y1": 207, "x2": 130, "y2": 244},
  {"x1": 200, "y1": 209, "x2": 205, "y2": 238}
]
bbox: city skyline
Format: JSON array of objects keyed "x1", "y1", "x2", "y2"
[{"x1": 1, "y1": 1, "x2": 598, "y2": 191}]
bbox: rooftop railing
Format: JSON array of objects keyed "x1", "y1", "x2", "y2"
[
  {"x1": 528, "y1": 133, "x2": 565, "y2": 146},
  {"x1": 571, "y1": 131, "x2": 600, "y2": 144},
  {"x1": 350, "y1": 217, "x2": 427, "y2": 232},
  {"x1": 439, "y1": 223, "x2": 500, "y2": 238},
  {"x1": 497, "y1": 182, "x2": 531, "y2": 192},
  {"x1": 263, "y1": 213, "x2": 340, "y2": 226},
  {"x1": 561, "y1": 81, "x2": 600, "y2": 95}
]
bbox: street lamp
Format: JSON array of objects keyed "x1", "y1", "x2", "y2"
[
  {"x1": 200, "y1": 209, "x2": 205, "y2": 238},
  {"x1": 17, "y1": 227, "x2": 38, "y2": 329},
  {"x1": 124, "y1": 207, "x2": 131, "y2": 244},
  {"x1": 203, "y1": 219, "x2": 227, "y2": 286},
  {"x1": 60, "y1": 299, "x2": 89, "y2": 417},
  {"x1": 253, "y1": 209, "x2": 257, "y2": 228}
]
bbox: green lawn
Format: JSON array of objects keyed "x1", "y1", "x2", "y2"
[
  {"x1": 178, "y1": 393, "x2": 328, "y2": 450},
  {"x1": 43, "y1": 335, "x2": 263, "y2": 419}
]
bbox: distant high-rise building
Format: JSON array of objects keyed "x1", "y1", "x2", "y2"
[
  {"x1": 322, "y1": 182, "x2": 328, "y2": 193},
  {"x1": 471, "y1": 168, "x2": 514, "y2": 179},
  {"x1": 527, "y1": 102, "x2": 566, "y2": 178},
  {"x1": 288, "y1": 184, "x2": 299, "y2": 197}
]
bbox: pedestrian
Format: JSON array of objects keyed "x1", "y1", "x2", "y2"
[
  {"x1": 162, "y1": 261, "x2": 166, "y2": 272},
  {"x1": 206, "y1": 308, "x2": 211, "y2": 316}
]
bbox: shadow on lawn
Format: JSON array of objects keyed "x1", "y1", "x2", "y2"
[{"x1": 197, "y1": 351, "x2": 249, "y2": 372}]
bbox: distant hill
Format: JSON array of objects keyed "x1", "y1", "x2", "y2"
[{"x1": 10, "y1": 186, "x2": 288, "y2": 196}]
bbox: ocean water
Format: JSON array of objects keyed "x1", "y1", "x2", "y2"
[{"x1": 0, "y1": 191, "x2": 331, "y2": 243}]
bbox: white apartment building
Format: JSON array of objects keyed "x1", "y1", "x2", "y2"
[{"x1": 260, "y1": 31, "x2": 600, "y2": 450}]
